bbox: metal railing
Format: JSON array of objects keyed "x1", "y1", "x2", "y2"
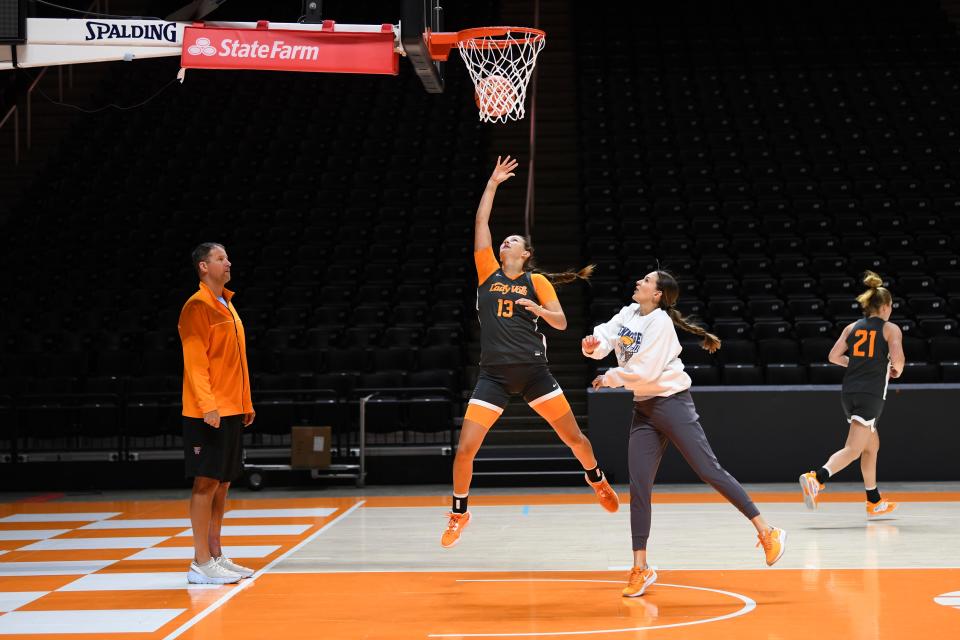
[
  {"x1": 1, "y1": 385, "x2": 459, "y2": 466},
  {"x1": 9, "y1": 392, "x2": 123, "y2": 462}
]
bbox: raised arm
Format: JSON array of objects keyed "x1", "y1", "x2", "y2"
[
  {"x1": 828, "y1": 323, "x2": 854, "y2": 367},
  {"x1": 474, "y1": 155, "x2": 519, "y2": 252},
  {"x1": 884, "y1": 322, "x2": 905, "y2": 378}
]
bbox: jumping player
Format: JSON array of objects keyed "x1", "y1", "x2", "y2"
[
  {"x1": 584, "y1": 270, "x2": 787, "y2": 597},
  {"x1": 799, "y1": 271, "x2": 904, "y2": 518},
  {"x1": 442, "y1": 156, "x2": 619, "y2": 548}
]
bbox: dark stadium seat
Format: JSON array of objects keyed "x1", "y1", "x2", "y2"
[
  {"x1": 576, "y1": 0, "x2": 960, "y2": 389},
  {"x1": 8, "y1": 0, "x2": 960, "y2": 468},
  {"x1": 722, "y1": 364, "x2": 764, "y2": 385}
]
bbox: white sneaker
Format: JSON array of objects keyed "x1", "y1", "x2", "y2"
[
  {"x1": 216, "y1": 556, "x2": 254, "y2": 578},
  {"x1": 799, "y1": 472, "x2": 824, "y2": 510},
  {"x1": 187, "y1": 559, "x2": 242, "y2": 584}
]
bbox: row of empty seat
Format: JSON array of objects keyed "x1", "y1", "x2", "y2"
[
  {"x1": 0, "y1": 4, "x2": 501, "y2": 448},
  {"x1": 575, "y1": 0, "x2": 960, "y2": 382}
]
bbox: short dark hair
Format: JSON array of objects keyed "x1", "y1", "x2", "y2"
[{"x1": 191, "y1": 242, "x2": 225, "y2": 277}]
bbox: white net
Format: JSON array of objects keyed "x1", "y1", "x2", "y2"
[{"x1": 456, "y1": 29, "x2": 545, "y2": 123}]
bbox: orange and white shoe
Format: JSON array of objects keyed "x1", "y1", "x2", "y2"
[
  {"x1": 757, "y1": 526, "x2": 787, "y2": 566},
  {"x1": 441, "y1": 511, "x2": 471, "y2": 548},
  {"x1": 799, "y1": 471, "x2": 824, "y2": 510},
  {"x1": 622, "y1": 566, "x2": 657, "y2": 597},
  {"x1": 586, "y1": 474, "x2": 620, "y2": 513},
  {"x1": 866, "y1": 500, "x2": 899, "y2": 519}
]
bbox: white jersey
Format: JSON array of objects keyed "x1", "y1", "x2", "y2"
[{"x1": 584, "y1": 305, "x2": 692, "y2": 400}]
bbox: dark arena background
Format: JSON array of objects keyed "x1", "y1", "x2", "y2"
[{"x1": 0, "y1": 1, "x2": 958, "y2": 639}]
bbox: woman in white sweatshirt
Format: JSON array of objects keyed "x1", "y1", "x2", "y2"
[{"x1": 582, "y1": 270, "x2": 786, "y2": 598}]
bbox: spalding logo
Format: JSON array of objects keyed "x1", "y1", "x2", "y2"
[{"x1": 85, "y1": 21, "x2": 178, "y2": 43}]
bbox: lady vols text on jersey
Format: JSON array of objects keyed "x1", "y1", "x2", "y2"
[{"x1": 441, "y1": 156, "x2": 619, "y2": 548}]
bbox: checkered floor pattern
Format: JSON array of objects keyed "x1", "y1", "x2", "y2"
[{"x1": 0, "y1": 499, "x2": 352, "y2": 637}]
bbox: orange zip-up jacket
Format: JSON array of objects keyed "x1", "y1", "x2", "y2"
[{"x1": 178, "y1": 282, "x2": 253, "y2": 418}]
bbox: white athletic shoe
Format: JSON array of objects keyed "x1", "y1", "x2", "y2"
[
  {"x1": 799, "y1": 471, "x2": 824, "y2": 510},
  {"x1": 216, "y1": 556, "x2": 254, "y2": 578},
  {"x1": 187, "y1": 559, "x2": 242, "y2": 585}
]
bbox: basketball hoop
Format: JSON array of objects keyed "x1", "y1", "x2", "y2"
[{"x1": 426, "y1": 27, "x2": 546, "y2": 123}]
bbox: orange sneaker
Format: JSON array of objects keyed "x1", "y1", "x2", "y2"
[
  {"x1": 586, "y1": 474, "x2": 620, "y2": 513},
  {"x1": 756, "y1": 526, "x2": 787, "y2": 566},
  {"x1": 441, "y1": 511, "x2": 471, "y2": 548},
  {"x1": 799, "y1": 471, "x2": 824, "y2": 510},
  {"x1": 866, "y1": 500, "x2": 899, "y2": 519},
  {"x1": 622, "y1": 566, "x2": 657, "y2": 597}
]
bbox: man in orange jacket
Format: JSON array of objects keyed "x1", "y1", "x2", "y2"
[{"x1": 179, "y1": 242, "x2": 256, "y2": 585}]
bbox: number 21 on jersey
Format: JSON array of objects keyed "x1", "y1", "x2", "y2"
[
  {"x1": 852, "y1": 329, "x2": 877, "y2": 357},
  {"x1": 497, "y1": 299, "x2": 514, "y2": 318}
]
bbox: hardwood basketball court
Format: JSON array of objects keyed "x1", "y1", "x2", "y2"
[{"x1": 0, "y1": 486, "x2": 956, "y2": 638}]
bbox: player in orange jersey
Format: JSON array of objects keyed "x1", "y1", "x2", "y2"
[{"x1": 442, "y1": 156, "x2": 619, "y2": 548}]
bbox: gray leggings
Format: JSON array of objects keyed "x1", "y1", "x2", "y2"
[{"x1": 629, "y1": 391, "x2": 760, "y2": 550}]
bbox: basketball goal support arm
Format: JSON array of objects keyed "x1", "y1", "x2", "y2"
[
  {"x1": 0, "y1": 18, "x2": 401, "y2": 71},
  {"x1": 400, "y1": 0, "x2": 445, "y2": 93}
]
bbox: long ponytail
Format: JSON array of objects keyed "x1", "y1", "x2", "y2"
[
  {"x1": 538, "y1": 264, "x2": 595, "y2": 286},
  {"x1": 520, "y1": 236, "x2": 594, "y2": 286},
  {"x1": 655, "y1": 270, "x2": 721, "y2": 353},
  {"x1": 664, "y1": 307, "x2": 721, "y2": 354}
]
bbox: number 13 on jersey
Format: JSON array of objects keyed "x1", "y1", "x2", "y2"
[
  {"x1": 497, "y1": 299, "x2": 514, "y2": 318},
  {"x1": 853, "y1": 329, "x2": 877, "y2": 357}
]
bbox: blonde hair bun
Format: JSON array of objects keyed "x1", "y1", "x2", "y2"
[{"x1": 862, "y1": 270, "x2": 883, "y2": 289}]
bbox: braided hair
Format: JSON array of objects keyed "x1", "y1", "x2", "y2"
[{"x1": 654, "y1": 270, "x2": 721, "y2": 353}]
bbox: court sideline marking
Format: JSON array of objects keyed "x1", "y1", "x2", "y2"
[{"x1": 160, "y1": 500, "x2": 365, "y2": 640}]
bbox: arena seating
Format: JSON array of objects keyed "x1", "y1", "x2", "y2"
[
  {"x1": 576, "y1": 0, "x2": 960, "y2": 385},
  {"x1": 3, "y1": 0, "x2": 960, "y2": 460},
  {"x1": 0, "y1": 61, "x2": 482, "y2": 453}
]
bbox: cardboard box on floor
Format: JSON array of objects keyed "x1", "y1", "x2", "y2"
[{"x1": 291, "y1": 426, "x2": 331, "y2": 469}]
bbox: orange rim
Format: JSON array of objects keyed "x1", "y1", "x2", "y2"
[
  {"x1": 426, "y1": 26, "x2": 545, "y2": 59},
  {"x1": 454, "y1": 26, "x2": 546, "y2": 48}
]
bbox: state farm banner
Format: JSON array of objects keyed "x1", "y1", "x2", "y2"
[{"x1": 180, "y1": 21, "x2": 399, "y2": 75}]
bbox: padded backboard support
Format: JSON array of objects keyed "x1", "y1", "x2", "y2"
[{"x1": 401, "y1": 0, "x2": 444, "y2": 93}]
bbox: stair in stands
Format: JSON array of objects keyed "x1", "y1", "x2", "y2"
[{"x1": 471, "y1": 444, "x2": 587, "y2": 487}]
